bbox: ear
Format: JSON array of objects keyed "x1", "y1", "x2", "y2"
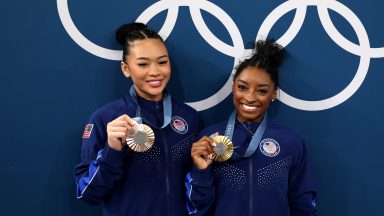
[
  {"x1": 272, "y1": 88, "x2": 278, "y2": 101},
  {"x1": 121, "y1": 61, "x2": 131, "y2": 78}
]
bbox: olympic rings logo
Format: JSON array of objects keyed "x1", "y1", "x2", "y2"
[{"x1": 57, "y1": 0, "x2": 384, "y2": 111}]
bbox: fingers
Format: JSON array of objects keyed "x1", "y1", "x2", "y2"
[
  {"x1": 107, "y1": 118, "x2": 129, "y2": 137},
  {"x1": 120, "y1": 114, "x2": 137, "y2": 127},
  {"x1": 113, "y1": 114, "x2": 136, "y2": 127},
  {"x1": 191, "y1": 136, "x2": 215, "y2": 159},
  {"x1": 192, "y1": 136, "x2": 214, "y2": 150},
  {"x1": 191, "y1": 136, "x2": 216, "y2": 169},
  {"x1": 106, "y1": 114, "x2": 136, "y2": 151},
  {"x1": 107, "y1": 114, "x2": 137, "y2": 131}
]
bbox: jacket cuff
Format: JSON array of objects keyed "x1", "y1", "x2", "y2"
[
  {"x1": 98, "y1": 144, "x2": 126, "y2": 168},
  {"x1": 191, "y1": 165, "x2": 213, "y2": 183}
]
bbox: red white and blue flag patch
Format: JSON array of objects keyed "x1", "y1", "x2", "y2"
[
  {"x1": 82, "y1": 124, "x2": 94, "y2": 139},
  {"x1": 171, "y1": 116, "x2": 188, "y2": 134}
]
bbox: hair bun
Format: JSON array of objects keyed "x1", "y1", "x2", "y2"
[
  {"x1": 253, "y1": 40, "x2": 284, "y2": 68},
  {"x1": 115, "y1": 23, "x2": 148, "y2": 45}
]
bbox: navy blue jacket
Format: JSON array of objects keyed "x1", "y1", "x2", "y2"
[
  {"x1": 74, "y1": 94, "x2": 199, "y2": 216},
  {"x1": 186, "y1": 120, "x2": 317, "y2": 216}
]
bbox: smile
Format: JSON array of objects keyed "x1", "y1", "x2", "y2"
[
  {"x1": 146, "y1": 80, "x2": 162, "y2": 87},
  {"x1": 241, "y1": 103, "x2": 258, "y2": 111}
]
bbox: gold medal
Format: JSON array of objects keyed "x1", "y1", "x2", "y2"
[
  {"x1": 126, "y1": 123, "x2": 155, "y2": 152},
  {"x1": 208, "y1": 135, "x2": 234, "y2": 162}
]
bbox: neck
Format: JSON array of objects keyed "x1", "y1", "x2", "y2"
[
  {"x1": 236, "y1": 115, "x2": 263, "y2": 123},
  {"x1": 134, "y1": 89, "x2": 163, "y2": 102}
]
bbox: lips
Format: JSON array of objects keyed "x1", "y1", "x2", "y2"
[
  {"x1": 146, "y1": 80, "x2": 162, "y2": 88},
  {"x1": 241, "y1": 103, "x2": 259, "y2": 111}
]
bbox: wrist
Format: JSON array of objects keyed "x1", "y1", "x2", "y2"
[{"x1": 108, "y1": 139, "x2": 124, "y2": 151}]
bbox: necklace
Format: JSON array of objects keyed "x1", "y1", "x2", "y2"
[
  {"x1": 225, "y1": 110, "x2": 268, "y2": 160},
  {"x1": 239, "y1": 121, "x2": 255, "y2": 136}
]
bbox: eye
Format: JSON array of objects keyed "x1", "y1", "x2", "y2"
[
  {"x1": 237, "y1": 84, "x2": 247, "y2": 91},
  {"x1": 258, "y1": 89, "x2": 268, "y2": 94},
  {"x1": 137, "y1": 63, "x2": 149, "y2": 67},
  {"x1": 159, "y1": 60, "x2": 168, "y2": 65}
]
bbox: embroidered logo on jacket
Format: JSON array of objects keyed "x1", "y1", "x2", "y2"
[
  {"x1": 82, "y1": 124, "x2": 94, "y2": 138},
  {"x1": 171, "y1": 116, "x2": 188, "y2": 134},
  {"x1": 260, "y1": 138, "x2": 280, "y2": 157}
]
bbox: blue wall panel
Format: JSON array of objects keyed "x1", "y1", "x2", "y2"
[{"x1": 1, "y1": 0, "x2": 383, "y2": 215}]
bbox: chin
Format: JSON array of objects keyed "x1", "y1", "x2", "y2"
[
  {"x1": 239, "y1": 112, "x2": 262, "y2": 122},
  {"x1": 149, "y1": 90, "x2": 165, "y2": 99}
]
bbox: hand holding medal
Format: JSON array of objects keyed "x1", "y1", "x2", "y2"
[
  {"x1": 106, "y1": 114, "x2": 137, "y2": 151},
  {"x1": 191, "y1": 133, "x2": 234, "y2": 170},
  {"x1": 191, "y1": 136, "x2": 215, "y2": 170}
]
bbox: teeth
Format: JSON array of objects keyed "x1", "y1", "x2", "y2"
[
  {"x1": 148, "y1": 80, "x2": 161, "y2": 85},
  {"x1": 242, "y1": 104, "x2": 257, "y2": 111}
]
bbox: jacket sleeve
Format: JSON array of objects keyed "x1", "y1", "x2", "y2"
[
  {"x1": 73, "y1": 112, "x2": 128, "y2": 205},
  {"x1": 288, "y1": 141, "x2": 318, "y2": 216},
  {"x1": 185, "y1": 166, "x2": 215, "y2": 215}
]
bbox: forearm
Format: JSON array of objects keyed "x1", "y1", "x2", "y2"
[
  {"x1": 74, "y1": 145, "x2": 127, "y2": 205},
  {"x1": 185, "y1": 166, "x2": 215, "y2": 215}
]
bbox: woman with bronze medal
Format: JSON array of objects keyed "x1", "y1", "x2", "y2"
[
  {"x1": 74, "y1": 22, "x2": 200, "y2": 215},
  {"x1": 186, "y1": 40, "x2": 317, "y2": 216}
]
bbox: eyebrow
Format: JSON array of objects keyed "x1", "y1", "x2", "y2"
[
  {"x1": 237, "y1": 79, "x2": 271, "y2": 87},
  {"x1": 136, "y1": 55, "x2": 169, "y2": 61}
]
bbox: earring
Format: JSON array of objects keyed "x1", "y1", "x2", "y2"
[{"x1": 272, "y1": 98, "x2": 276, "y2": 102}]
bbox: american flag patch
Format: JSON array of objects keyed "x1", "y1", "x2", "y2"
[{"x1": 82, "y1": 124, "x2": 94, "y2": 138}]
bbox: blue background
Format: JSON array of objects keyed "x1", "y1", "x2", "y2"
[{"x1": 1, "y1": 0, "x2": 383, "y2": 215}]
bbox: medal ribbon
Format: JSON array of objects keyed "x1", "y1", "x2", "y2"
[
  {"x1": 225, "y1": 110, "x2": 268, "y2": 160},
  {"x1": 129, "y1": 85, "x2": 172, "y2": 129}
]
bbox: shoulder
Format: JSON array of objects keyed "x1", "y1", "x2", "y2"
[
  {"x1": 171, "y1": 98, "x2": 199, "y2": 123},
  {"x1": 266, "y1": 121, "x2": 306, "y2": 155},
  {"x1": 268, "y1": 121, "x2": 303, "y2": 142},
  {"x1": 172, "y1": 98, "x2": 198, "y2": 115}
]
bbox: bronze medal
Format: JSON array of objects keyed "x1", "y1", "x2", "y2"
[{"x1": 126, "y1": 123, "x2": 155, "y2": 152}]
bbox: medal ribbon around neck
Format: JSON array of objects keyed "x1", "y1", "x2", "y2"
[
  {"x1": 225, "y1": 110, "x2": 268, "y2": 161},
  {"x1": 129, "y1": 85, "x2": 172, "y2": 129}
]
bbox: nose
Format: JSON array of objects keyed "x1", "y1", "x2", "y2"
[
  {"x1": 243, "y1": 91, "x2": 258, "y2": 104},
  {"x1": 148, "y1": 64, "x2": 160, "y2": 77}
]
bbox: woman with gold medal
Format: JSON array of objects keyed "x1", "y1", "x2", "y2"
[
  {"x1": 74, "y1": 22, "x2": 200, "y2": 215},
  {"x1": 186, "y1": 40, "x2": 317, "y2": 216}
]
